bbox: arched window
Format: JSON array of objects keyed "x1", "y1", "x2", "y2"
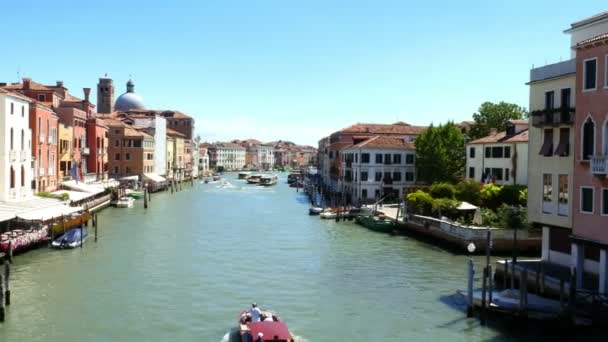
[
  {"x1": 10, "y1": 128, "x2": 13, "y2": 150},
  {"x1": 21, "y1": 165, "x2": 25, "y2": 187},
  {"x1": 21, "y1": 129, "x2": 24, "y2": 150},
  {"x1": 10, "y1": 166, "x2": 15, "y2": 189},
  {"x1": 583, "y1": 117, "x2": 595, "y2": 160}
]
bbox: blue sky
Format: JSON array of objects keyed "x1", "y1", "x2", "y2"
[{"x1": 1, "y1": 1, "x2": 605, "y2": 146}]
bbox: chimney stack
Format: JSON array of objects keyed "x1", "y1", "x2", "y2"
[
  {"x1": 83, "y1": 88, "x2": 91, "y2": 102},
  {"x1": 56, "y1": 81, "x2": 64, "y2": 87},
  {"x1": 23, "y1": 77, "x2": 31, "y2": 89},
  {"x1": 489, "y1": 128, "x2": 498, "y2": 136}
]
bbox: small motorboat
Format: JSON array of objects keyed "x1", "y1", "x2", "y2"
[
  {"x1": 213, "y1": 175, "x2": 221, "y2": 181},
  {"x1": 320, "y1": 210, "x2": 337, "y2": 219},
  {"x1": 125, "y1": 189, "x2": 144, "y2": 199},
  {"x1": 259, "y1": 174, "x2": 278, "y2": 186},
  {"x1": 51, "y1": 227, "x2": 88, "y2": 249},
  {"x1": 112, "y1": 196, "x2": 135, "y2": 208},
  {"x1": 309, "y1": 207, "x2": 324, "y2": 215},
  {"x1": 247, "y1": 174, "x2": 263, "y2": 184},
  {"x1": 239, "y1": 308, "x2": 294, "y2": 342}
]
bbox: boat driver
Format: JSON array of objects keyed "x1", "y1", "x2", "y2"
[{"x1": 250, "y1": 303, "x2": 262, "y2": 322}]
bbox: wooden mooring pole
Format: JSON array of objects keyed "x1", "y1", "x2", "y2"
[
  {"x1": 480, "y1": 266, "x2": 487, "y2": 325},
  {"x1": 0, "y1": 274, "x2": 4, "y2": 322},
  {"x1": 94, "y1": 213, "x2": 98, "y2": 243},
  {"x1": 7, "y1": 240, "x2": 13, "y2": 264},
  {"x1": 144, "y1": 186, "x2": 148, "y2": 209},
  {"x1": 466, "y1": 259, "x2": 474, "y2": 318},
  {"x1": 4, "y1": 261, "x2": 10, "y2": 306}
]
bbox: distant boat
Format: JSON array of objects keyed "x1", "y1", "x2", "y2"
[
  {"x1": 238, "y1": 172, "x2": 252, "y2": 179},
  {"x1": 246, "y1": 174, "x2": 264, "y2": 184},
  {"x1": 238, "y1": 308, "x2": 294, "y2": 342},
  {"x1": 51, "y1": 227, "x2": 88, "y2": 249},
  {"x1": 259, "y1": 174, "x2": 278, "y2": 186},
  {"x1": 125, "y1": 189, "x2": 144, "y2": 199},
  {"x1": 309, "y1": 207, "x2": 324, "y2": 215},
  {"x1": 112, "y1": 196, "x2": 135, "y2": 208}
]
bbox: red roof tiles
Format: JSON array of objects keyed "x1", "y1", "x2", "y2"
[
  {"x1": 468, "y1": 129, "x2": 529, "y2": 144},
  {"x1": 337, "y1": 122, "x2": 426, "y2": 135},
  {"x1": 350, "y1": 136, "x2": 415, "y2": 149}
]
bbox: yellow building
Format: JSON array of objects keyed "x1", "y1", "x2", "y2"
[
  {"x1": 166, "y1": 135, "x2": 175, "y2": 180},
  {"x1": 58, "y1": 123, "x2": 74, "y2": 182},
  {"x1": 167, "y1": 129, "x2": 185, "y2": 180}
]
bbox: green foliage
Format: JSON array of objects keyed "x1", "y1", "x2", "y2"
[
  {"x1": 519, "y1": 188, "x2": 528, "y2": 204},
  {"x1": 469, "y1": 101, "x2": 528, "y2": 140},
  {"x1": 406, "y1": 190, "x2": 434, "y2": 216},
  {"x1": 432, "y1": 198, "x2": 459, "y2": 218},
  {"x1": 415, "y1": 122, "x2": 465, "y2": 184},
  {"x1": 429, "y1": 182, "x2": 457, "y2": 199},
  {"x1": 500, "y1": 185, "x2": 527, "y2": 206},
  {"x1": 496, "y1": 204, "x2": 528, "y2": 229},
  {"x1": 455, "y1": 179, "x2": 482, "y2": 206},
  {"x1": 481, "y1": 208, "x2": 500, "y2": 226},
  {"x1": 36, "y1": 192, "x2": 69, "y2": 201},
  {"x1": 480, "y1": 184, "x2": 503, "y2": 210}
]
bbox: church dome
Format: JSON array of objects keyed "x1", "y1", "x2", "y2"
[{"x1": 115, "y1": 79, "x2": 145, "y2": 112}]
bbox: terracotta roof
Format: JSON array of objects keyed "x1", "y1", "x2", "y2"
[
  {"x1": 329, "y1": 141, "x2": 354, "y2": 150},
  {"x1": 349, "y1": 136, "x2": 415, "y2": 149},
  {"x1": 508, "y1": 119, "x2": 529, "y2": 125},
  {"x1": 0, "y1": 88, "x2": 33, "y2": 102},
  {"x1": 217, "y1": 142, "x2": 245, "y2": 149},
  {"x1": 468, "y1": 129, "x2": 529, "y2": 144},
  {"x1": 127, "y1": 109, "x2": 192, "y2": 120},
  {"x1": 103, "y1": 118, "x2": 129, "y2": 127},
  {"x1": 124, "y1": 126, "x2": 150, "y2": 138},
  {"x1": 337, "y1": 122, "x2": 426, "y2": 135},
  {"x1": 166, "y1": 128, "x2": 186, "y2": 138},
  {"x1": 576, "y1": 33, "x2": 608, "y2": 48},
  {"x1": 2, "y1": 80, "x2": 54, "y2": 92}
]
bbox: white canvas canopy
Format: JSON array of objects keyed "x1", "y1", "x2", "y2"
[
  {"x1": 144, "y1": 173, "x2": 166, "y2": 183},
  {"x1": 457, "y1": 201, "x2": 478, "y2": 211},
  {"x1": 17, "y1": 205, "x2": 83, "y2": 221}
]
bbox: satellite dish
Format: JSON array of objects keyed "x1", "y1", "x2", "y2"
[{"x1": 467, "y1": 242, "x2": 476, "y2": 253}]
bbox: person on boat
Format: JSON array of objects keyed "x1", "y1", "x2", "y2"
[
  {"x1": 263, "y1": 313, "x2": 274, "y2": 322},
  {"x1": 250, "y1": 303, "x2": 262, "y2": 322},
  {"x1": 255, "y1": 332, "x2": 264, "y2": 342}
]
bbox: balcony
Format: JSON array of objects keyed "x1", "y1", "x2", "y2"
[
  {"x1": 558, "y1": 201, "x2": 569, "y2": 216},
  {"x1": 20, "y1": 150, "x2": 27, "y2": 162},
  {"x1": 531, "y1": 108, "x2": 575, "y2": 127},
  {"x1": 591, "y1": 155, "x2": 608, "y2": 176},
  {"x1": 81, "y1": 147, "x2": 90, "y2": 155}
]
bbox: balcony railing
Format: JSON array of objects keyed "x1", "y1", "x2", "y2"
[
  {"x1": 9, "y1": 150, "x2": 17, "y2": 162},
  {"x1": 81, "y1": 147, "x2": 90, "y2": 155},
  {"x1": 20, "y1": 150, "x2": 27, "y2": 162},
  {"x1": 531, "y1": 108, "x2": 575, "y2": 127},
  {"x1": 591, "y1": 155, "x2": 608, "y2": 176}
]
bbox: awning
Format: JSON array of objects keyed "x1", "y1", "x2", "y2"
[
  {"x1": 61, "y1": 180, "x2": 105, "y2": 195},
  {"x1": 457, "y1": 201, "x2": 478, "y2": 210},
  {"x1": 17, "y1": 205, "x2": 83, "y2": 221},
  {"x1": 120, "y1": 175, "x2": 140, "y2": 181},
  {"x1": 50, "y1": 190, "x2": 95, "y2": 202},
  {"x1": 0, "y1": 197, "x2": 73, "y2": 222},
  {"x1": 144, "y1": 173, "x2": 167, "y2": 183}
]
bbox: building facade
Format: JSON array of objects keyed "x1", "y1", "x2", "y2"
[
  {"x1": 213, "y1": 143, "x2": 246, "y2": 171},
  {"x1": 106, "y1": 119, "x2": 155, "y2": 178},
  {"x1": 30, "y1": 102, "x2": 58, "y2": 192},
  {"x1": 465, "y1": 121, "x2": 529, "y2": 186},
  {"x1": 0, "y1": 90, "x2": 33, "y2": 202}
]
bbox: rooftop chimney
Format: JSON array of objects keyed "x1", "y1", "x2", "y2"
[
  {"x1": 56, "y1": 81, "x2": 64, "y2": 87},
  {"x1": 489, "y1": 128, "x2": 498, "y2": 136},
  {"x1": 23, "y1": 77, "x2": 31, "y2": 89},
  {"x1": 83, "y1": 88, "x2": 91, "y2": 102}
]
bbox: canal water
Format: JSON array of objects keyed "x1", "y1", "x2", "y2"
[{"x1": 1, "y1": 173, "x2": 607, "y2": 341}]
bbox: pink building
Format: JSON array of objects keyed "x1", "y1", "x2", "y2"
[{"x1": 567, "y1": 13, "x2": 608, "y2": 293}]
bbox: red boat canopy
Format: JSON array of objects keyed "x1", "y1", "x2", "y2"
[{"x1": 249, "y1": 321, "x2": 292, "y2": 341}]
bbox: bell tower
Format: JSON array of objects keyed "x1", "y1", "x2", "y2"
[{"x1": 97, "y1": 76, "x2": 114, "y2": 114}]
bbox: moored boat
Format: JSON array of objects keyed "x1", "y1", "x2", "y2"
[
  {"x1": 246, "y1": 174, "x2": 264, "y2": 184},
  {"x1": 126, "y1": 190, "x2": 145, "y2": 199},
  {"x1": 309, "y1": 207, "x2": 324, "y2": 215},
  {"x1": 51, "y1": 211, "x2": 92, "y2": 235},
  {"x1": 287, "y1": 172, "x2": 302, "y2": 184},
  {"x1": 51, "y1": 227, "x2": 88, "y2": 249},
  {"x1": 259, "y1": 174, "x2": 278, "y2": 186},
  {"x1": 355, "y1": 214, "x2": 395, "y2": 233},
  {"x1": 238, "y1": 308, "x2": 294, "y2": 342},
  {"x1": 112, "y1": 196, "x2": 135, "y2": 208}
]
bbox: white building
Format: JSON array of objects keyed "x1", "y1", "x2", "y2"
[
  {"x1": 215, "y1": 143, "x2": 246, "y2": 171},
  {"x1": 0, "y1": 89, "x2": 33, "y2": 202},
  {"x1": 132, "y1": 114, "x2": 167, "y2": 177},
  {"x1": 465, "y1": 120, "x2": 529, "y2": 186},
  {"x1": 341, "y1": 136, "x2": 417, "y2": 203},
  {"x1": 258, "y1": 144, "x2": 274, "y2": 170},
  {"x1": 198, "y1": 146, "x2": 210, "y2": 176},
  {"x1": 191, "y1": 141, "x2": 200, "y2": 178}
]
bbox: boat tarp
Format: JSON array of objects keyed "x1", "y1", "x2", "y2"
[
  {"x1": 144, "y1": 173, "x2": 167, "y2": 183},
  {"x1": 17, "y1": 205, "x2": 83, "y2": 221},
  {"x1": 61, "y1": 180, "x2": 105, "y2": 195}
]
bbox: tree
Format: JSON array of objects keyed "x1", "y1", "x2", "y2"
[
  {"x1": 415, "y1": 122, "x2": 465, "y2": 184},
  {"x1": 469, "y1": 101, "x2": 528, "y2": 140}
]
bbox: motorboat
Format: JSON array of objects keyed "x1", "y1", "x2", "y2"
[
  {"x1": 309, "y1": 206, "x2": 324, "y2": 215},
  {"x1": 246, "y1": 174, "x2": 264, "y2": 184},
  {"x1": 51, "y1": 227, "x2": 88, "y2": 249},
  {"x1": 238, "y1": 172, "x2": 252, "y2": 179},
  {"x1": 112, "y1": 196, "x2": 135, "y2": 208},
  {"x1": 259, "y1": 175, "x2": 278, "y2": 186},
  {"x1": 51, "y1": 211, "x2": 92, "y2": 235},
  {"x1": 320, "y1": 210, "x2": 337, "y2": 219},
  {"x1": 125, "y1": 189, "x2": 144, "y2": 199},
  {"x1": 287, "y1": 172, "x2": 302, "y2": 184},
  {"x1": 238, "y1": 308, "x2": 294, "y2": 342},
  {"x1": 355, "y1": 214, "x2": 395, "y2": 233},
  {"x1": 213, "y1": 175, "x2": 221, "y2": 181}
]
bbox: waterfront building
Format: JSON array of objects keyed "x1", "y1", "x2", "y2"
[
  {"x1": 105, "y1": 118, "x2": 155, "y2": 178},
  {"x1": 85, "y1": 116, "x2": 109, "y2": 181},
  {"x1": 240, "y1": 139, "x2": 275, "y2": 170},
  {"x1": 191, "y1": 142, "x2": 200, "y2": 179},
  {"x1": 211, "y1": 142, "x2": 246, "y2": 171},
  {"x1": 319, "y1": 122, "x2": 425, "y2": 193},
  {"x1": 0, "y1": 89, "x2": 33, "y2": 201},
  {"x1": 341, "y1": 136, "x2": 417, "y2": 203},
  {"x1": 29, "y1": 101, "x2": 59, "y2": 192},
  {"x1": 465, "y1": 120, "x2": 529, "y2": 185},
  {"x1": 130, "y1": 114, "x2": 167, "y2": 177},
  {"x1": 167, "y1": 129, "x2": 186, "y2": 180},
  {"x1": 527, "y1": 59, "x2": 576, "y2": 270},
  {"x1": 166, "y1": 135, "x2": 175, "y2": 179},
  {"x1": 566, "y1": 12, "x2": 608, "y2": 293},
  {"x1": 55, "y1": 107, "x2": 88, "y2": 177},
  {"x1": 198, "y1": 146, "x2": 210, "y2": 176},
  {"x1": 58, "y1": 123, "x2": 74, "y2": 181}
]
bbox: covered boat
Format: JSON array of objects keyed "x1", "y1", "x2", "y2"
[
  {"x1": 355, "y1": 214, "x2": 395, "y2": 233},
  {"x1": 126, "y1": 189, "x2": 145, "y2": 199},
  {"x1": 259, "y1": 175, "x2": 278, "y2": 186},
  {"x1": 247, "y1": 174, "x2": 264, "y2": 184},
  {"x1": 112, "y1": 196, "x2": 135, "y2": 208},
  {"x1": 51, "y1": 211, "x2": 92, "y2": 235},
  {"x1": 239, "y1": 309, "x2": 293, "y2": 342},
  {"x1": 51, "y1": 227, "x2": 88, "y2": 249}
]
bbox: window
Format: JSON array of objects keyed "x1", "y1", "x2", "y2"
[
  {"x1": 374, "y1": 189, "x2": 380, "y2": 199},
  {"x1": 134, "y1": 140, "x2": 142, "y2": 148},
  {"x1": 492, "y1": 146, "x2": 503, "y2": 158},
  {"x1": 469, "y1": 167, "x2": 475, "y2": 179},
  {"x1": 558, "y1": 174, "x2": 568, "y2": 205},
  {"x1": 583, "y1": 58, "x2": 597, "y2": 90},
  {"x1": 362, "y1": 189, "x2": 368, "y2": 199},
  {"x1": 383, "y1": 172, "x2": 391, "y2": 182},
  {"x1": 602, "y1": 189, "x2": 608, "y2": 215},
  {"x1": 375, "y1": 154, "x2": 383, "y2": 164},
  {"x1": 10, "y1": 128, "x2": 13, "y2": 150},
  {"x1": 115, "y1": 153, "x2": 120, "y2": 161},
  {"x1": 355, "y1": 154, "x2": 358, "y2": 163},
  {"x1": 405, "y1": 154, "x2": 415, "y2": 164},
  {"x1": 405, "y1": 172, "x2": 414, "y2": 182},
  {"x1": 485, "y1": 147, "x2": 491, "y2": 158},
  {"x1": 375, "y1": 172, "x2": 382, "y2": 182},
  {"x1": 20, "y1": 130, "x2": 24, "y2": 150},
  {"x1": 543, "y1": 174, "x2": 552, "y2": 203},
  {"x1": 469, "y1": 147, "x2": 475, "y2": 158},
  {"x1": 361, "y1": 171, "x2": 368, "y2": 181},
  {"x1": 393, "y1": 154, "x2": 401, "y2": 164},
  {"x1": 10, "y1": 167, "x2": 15, "y2": 189},
  {"x1": 582, "y1": 117, "x2": 595, "y2": 160},
  {"x1": 384, "y1": 154, "x2": 392, "y2": 164},
  {"x1": 555, "y1": 128, "x2": 570, "y2": 157},
  {"x1": 21, "y1": 166, "x2": 25, "y2": 187},
  {"x1": 540, "y1": 129, "x2": 554, "y2": 156},
  {"x1": 504, "y1": 146, "x2": 511, "y2": 158},
  {"x1": 37, "y1": 94, "x2": 46, "y2": 101},
  {"x1": 126, "y1": 166, "x2": 131, "y2": 174},
  {"x1": 581, "y1": 187, "x2": 594, "y2": 214},
  {"x1": 393, "y1": 172, "x2": 402, "y2": 181},
  {"x1": 361, "y1": 153, "x2": 370, "y2": 163},
  {"x1": 505, "y1": 168, "x2": 510, "y2": 182},
  {"x1": 115, "y1": 139, "x2": 120, "y2": 147},
  {"x1": 545, "y1": 91, "x2": 555, "y2": 111},
  {"x1": 561, "y1": 88, "x2": 571, "y2": 109},
  {"x1": 491, "y1": 168, "x2": 503, "y2": 181},
  {"x1": 21, "y1": 106, "x2": 24, "y2": 117}
]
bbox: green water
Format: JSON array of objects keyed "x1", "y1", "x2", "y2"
[{"x1": 0, "y1": 173, "x2": 606, "y2": 341}]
